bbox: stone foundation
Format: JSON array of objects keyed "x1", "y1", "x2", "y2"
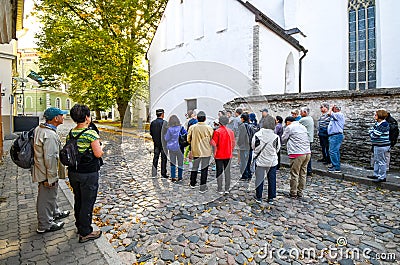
[{"x1": 225, "y1": 88, "x2": 400, "y2": 169}]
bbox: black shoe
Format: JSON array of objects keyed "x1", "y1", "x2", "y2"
[
  {"x1": 161, "y1": 175, "x2": 169, "y2": 178},
  {"x1": 54, "y1": 210, "x2": 70, "y2": 221},
  {"x1": 373, "y1": 178, "x2": 386, "y2": 183},
  {"x1": 37, "y1": 222, "x2": 64, "y2": 234},
  {"x1": 239, "y1": 178, "x2": 248, "y2": 181},
  {"x1": 367, "y1": 175, "x2": 378, "y2": 179}
]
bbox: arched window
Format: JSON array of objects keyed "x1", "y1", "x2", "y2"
[
  {"x1": 25, "y1": 96, "x2": 33, "y2": 109},
  {"x1": 284, "y1": 53, "x2": 295, "y2": 94},
  {"x1": 55, "y1": 97, "x2": 61, "y2": 109},
  {"x1": 66, "y1": 99, "x2": 71, "y2": 110},
  {"x1": 348, "y1": 0, "x2": 376, "y2": 90}
]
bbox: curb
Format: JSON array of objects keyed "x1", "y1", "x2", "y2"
[
  {"x1": 59, "y1": 181, "x2": 123, "y2": 265},
  {"x1": 280, "y1": 162, "x2": 400, "y2": 192}
]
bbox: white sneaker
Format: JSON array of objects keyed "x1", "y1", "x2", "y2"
[{"x1": 224, "y1": 191, "x2": 230, "y2": 194}]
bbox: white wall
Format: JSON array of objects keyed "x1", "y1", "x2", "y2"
[
  {"x1": 148, "y1": 0, "x2": 257, "y2": 120},
  {"x1": 258, "y1": 27, "x2": 299, "y2": 94},
  {"x1": 297, "y1": 0, "x2": 348, "y2": 92},
  {"x1": 377, "y1": 0, "x2": 400, "y2": 88}
]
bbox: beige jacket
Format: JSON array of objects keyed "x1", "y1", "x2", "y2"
[
  {"x1": 32, "y1": 124, "x2": 66, "y2": 184},
  {"x1": 188, "y1": 122, "x2": 214, "y2": 157}
]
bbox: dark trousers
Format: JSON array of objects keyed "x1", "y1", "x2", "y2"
[
  {"x1": 69, "y1": 171, "x2": 99, "y2": 237},
  {"x1": 255, "y1": 165, "x2": 277, "y2": 200},
  {"x1": 216, "y1": 159, "x2": 231, "y2": 191},
  {"x1": 190, "y1": 157, "x2": 211, "y2": 190},
  {"x1": 152, "y1": 146, "x2": 167, "y2": 177},
  {"x1": 307, "y1": 143, "x2": 312, "y2": 175},
  {"x1": 319, "y1": 135, "x2": 330, "y2": 163},
  {"x1": 277, "y1": 150, "x2": 281, "y2": 170}
]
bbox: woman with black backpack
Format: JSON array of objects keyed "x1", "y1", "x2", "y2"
[{"x1": 67, "y1": 104, "x2": 104, "y2": 243}]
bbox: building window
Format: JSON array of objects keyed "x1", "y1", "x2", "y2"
[
  {"x1": 66, "y1": 99, "x2": 71, "y2": 109},
  {"x1": 186, "y1": 99, "x2": 197, "y2": 113},
  {"x1": 348, "y1": 0, "x2": 376, "y2": 90},
  {"x1": 55, "y1": 97, "x2": 61, "y2": 109}
]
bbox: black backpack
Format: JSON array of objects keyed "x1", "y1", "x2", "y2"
[
  {"x1": 244, "y1": 123, "x2": 256, "y2": 149},
  {"x1": 60, "y1": 128, "x2": 89, "y2": 169},
  {"x1": 178, "y1": 126, "x2": 189, "y2": 147},
  {"x1": 10, "y1": 128, "x2": 35, "y2": 169},
  {"x1": 387, "y1": 116, "x2": 399, "y2": 147}
]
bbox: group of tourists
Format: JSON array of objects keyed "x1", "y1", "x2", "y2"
[{"x1": 151, "y1": 104, "x2": 398, "y2": 203}]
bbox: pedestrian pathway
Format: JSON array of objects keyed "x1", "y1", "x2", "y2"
[
  {"x1": 0, "y1": 138, "x2": 122, "y2": 265},
  {"x1": 93, "y1": 127, "x2": 400, "y2": 264}
]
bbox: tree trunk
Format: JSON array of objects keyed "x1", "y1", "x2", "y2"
[
  {"x1": 117, "y1": 98, "x2": 131, "y2": 128},
  {"x1": 95, "y1": 109, "x2": 101, "y2": 120}
]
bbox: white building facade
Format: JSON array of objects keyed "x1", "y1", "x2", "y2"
[{"x1": 148, "y1": 0, "x2": 400, "y2": 120}]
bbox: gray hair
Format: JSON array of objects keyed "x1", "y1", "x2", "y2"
[
  {"x1": 262, "y1": 115, "x2": 276, "y2": 130},
  {"x1": 321, "y1": 102, "x2": 329, "y2": 109},
  {"x1": 300, "y1": 107, "x2": 310, "y2": 115}
]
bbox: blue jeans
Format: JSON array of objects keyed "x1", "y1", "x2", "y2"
[
  {"x1": 319, "y1": 135, "x2": 330, "y2": 163},
  {"x1": 239, "y1": 150, "x2": 253, "y2": 180},
  {"x1": 68, "y1": 171, "x2": 99, "y2": 237},
  {"x1": 255, "y1": 165, "x2": 277, "y2": 200},
  {"x1": 373, "y1": 146, "x2": 390, "y2": 180},
  {"x1": 329, "y1": 134, "x2": 343, "y2": 170},
  {"x1": 169, "y1": 150, "x2": 183, "y2": 180}
]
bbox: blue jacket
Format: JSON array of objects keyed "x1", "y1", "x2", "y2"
[
  {"x1": 165, "y1": 126, "x2": 187, "y2": 151},
  {"x1": 369, "y1": 121, "x2": 391, "y2": 147}
]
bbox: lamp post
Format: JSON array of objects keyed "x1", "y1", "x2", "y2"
[{"x1": 21, "y1": 81, "x2": 25, "y2": 115}]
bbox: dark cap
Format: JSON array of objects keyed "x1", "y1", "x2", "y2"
[
  {"x1": 260, "y1": 108, "x2": 268, "y2": 113},
  {"x1": 197, "y1": 111, "x2": 206, "y2": 118},
  {"x1": 156, "y1": 109, "x2": 164, "y2": 114},
  {"x1": 43, "y1": 107, "x2": 68, "y2": 121},
  {"x1": 284, "y1": 116, "x2": 296, "y2": 123}
]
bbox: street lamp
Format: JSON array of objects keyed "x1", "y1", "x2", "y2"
[{"x1": 21, "y1": 81, "x2": 25, "y2": 115}]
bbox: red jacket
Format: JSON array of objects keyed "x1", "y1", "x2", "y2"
[{"x1": 211, "y1": 126, "x2": 235, "y2": 159}]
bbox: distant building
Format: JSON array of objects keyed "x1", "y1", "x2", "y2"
[{"x1": 148, "y1": 0, "x2": 400, "y2": 121}]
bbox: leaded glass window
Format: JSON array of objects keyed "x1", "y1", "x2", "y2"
[{"x1": 348, "y1": 0, "x2": 376, "y2": 90}]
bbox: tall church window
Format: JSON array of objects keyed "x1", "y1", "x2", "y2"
[{"x1": 348, "y1": 0, "x2": 376, "y2": 90}]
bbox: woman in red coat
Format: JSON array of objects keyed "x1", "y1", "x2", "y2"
[{"x1": 211, "y1": 116, "x2": 236, "y2": 194}]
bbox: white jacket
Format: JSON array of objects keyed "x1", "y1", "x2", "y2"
[
  {"x1": 251, "y1": 129, "x2": 281, "y2": 167},
  {"x1": 281, "y1": 122, "x2": 311, "y2": 155}
]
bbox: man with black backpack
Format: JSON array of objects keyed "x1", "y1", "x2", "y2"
[
  {"x1": 33, "y1": 107, "x2": 70, "y2": 234},
  {"x1": 237, "y1": 113, "x2": 256, "y2": 181}
]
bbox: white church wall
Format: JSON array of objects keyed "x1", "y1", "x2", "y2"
[
  {"x1": 297, "y1": 0, "x2": 348, "y2": 92},
  {"x1": 258, "y1": 28, "x2": 299, "y2": 95},
  {"x1": 377, "y1": 0, "x2": 400, "y2": 88},
  {"x1": 249, "y1": 0, "x2": 285, "y2": 27},
  {"x1": 148, "y1": 0, "x2": 257, "y2": 120}
]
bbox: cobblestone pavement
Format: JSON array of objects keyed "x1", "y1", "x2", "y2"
[
  {"x1": 94, "y1": 130, "x2": 400, "y2": 265},
  {"x1": 0, "y1": 121, "x2": 121, "y2": 265}
]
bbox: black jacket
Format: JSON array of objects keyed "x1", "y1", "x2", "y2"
[
  {"x1": 387, "y1": 113, "x2": 399, "y2": 147},
  {"x1": 150, "y1": 118, "x2": 168, "y2": 147}
]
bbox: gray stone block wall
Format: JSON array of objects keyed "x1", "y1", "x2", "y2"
[{"x1": 225, "y1": 88, "x2": 400, "y2": 169}]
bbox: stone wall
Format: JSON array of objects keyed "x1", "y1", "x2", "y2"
[{"x1": 225, "y1": 88, "x2": 400, "y2": 170}]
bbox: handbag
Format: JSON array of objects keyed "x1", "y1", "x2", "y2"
[{"x1": 250, "y1": 141, "x2": 268, "y2": 173}]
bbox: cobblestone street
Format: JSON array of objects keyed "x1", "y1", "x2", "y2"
[
  {"x1": 0, "y1": 124, "x2": 399, "y2": 265},
  {"x1": 94, "y1": 130, "x2": 400, "y2": 265}
]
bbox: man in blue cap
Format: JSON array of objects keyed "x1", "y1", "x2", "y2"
[{"x1": 33, "y1": 107, "x2": 70, "y2": 233}]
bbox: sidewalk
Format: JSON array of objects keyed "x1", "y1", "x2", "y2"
[
  {"x1": 280, "y1": 155, "x2": 400, "y2": 191},
  {"x1": 96, "y1": 123, "x2": 400, "y2": 191},
  {"x1": 0, "y1": 140, "x2": 122, "y2": 265}
]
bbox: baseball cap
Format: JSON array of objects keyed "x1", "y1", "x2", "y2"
[
  {"x1": 197, "y1": 111, "x2": 206, "y2": 118},
  {"x1": 260, "y1": 108, "x2": 268, "y2": 113},
  {"x1": 44, "y1": 107, "x2": 68, "y2": 121}
]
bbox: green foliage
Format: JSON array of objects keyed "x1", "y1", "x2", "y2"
[{"x1": 35, "y1": 0, "x2": 167, "y2": 123}]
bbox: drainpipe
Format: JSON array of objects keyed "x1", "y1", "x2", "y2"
[{"x1": 299, "y1": 49, "x2": 308, "y2": 93}]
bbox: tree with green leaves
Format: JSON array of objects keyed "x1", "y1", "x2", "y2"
[{"x1": 35, "y1": 0, "x2": 167, "y2": 127}]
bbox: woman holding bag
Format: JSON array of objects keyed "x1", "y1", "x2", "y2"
[{"x1": 251, "y1": 115, "x2": 281, "y2": 204}]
